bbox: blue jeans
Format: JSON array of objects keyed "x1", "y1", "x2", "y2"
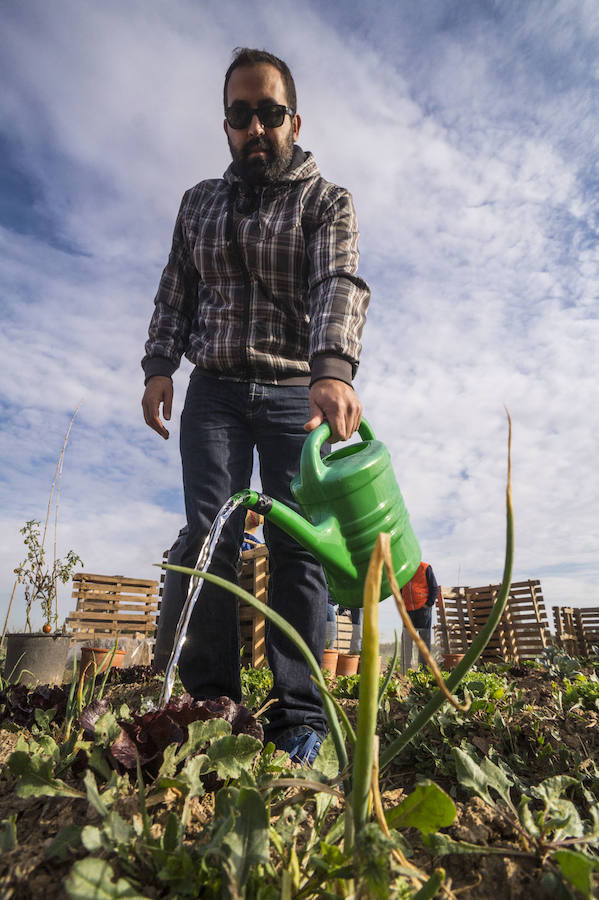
[
  {"x1": 154, "y1": 370, "x2": 329, "y2": 740},
  {"x1": 407, "y1": 605, "x2": 432, "y2": 664}
]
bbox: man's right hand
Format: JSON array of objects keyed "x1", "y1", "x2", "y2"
[{"x1": 142, "y1": 376, "x2": 173, "y2": 440}]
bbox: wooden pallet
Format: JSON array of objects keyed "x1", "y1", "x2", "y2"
[
  {"x1": 66, "y1": 573, "x2": 159, "y2": 641},
  {"x1": 577, "y1": 607, "x2": 599, "y2": 655},
  {"x1": 239, "y1": 544, "x2": 269, "y2": 667},
  {"x1": 436, "y1": 579, "x2": 549, "y2": 663},
  {"x1": 332, "y1": 615, "x2": 353, "y2": 653},
  {"x1": 554, "y1": 606, "x2": 599, "y2": 656}
]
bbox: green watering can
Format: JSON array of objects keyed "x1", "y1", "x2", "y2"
[{"x1": 238, "y1": 419, "x2": 421, "y2": 608}]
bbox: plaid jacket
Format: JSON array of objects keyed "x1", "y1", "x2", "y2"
[{"x1": 142, "y1": 149, "x2": 370, "y2": 385}]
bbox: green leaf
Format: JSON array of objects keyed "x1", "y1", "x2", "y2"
[
  {"x1": 553, "y1": 848, "x2": 599, "y2": 899},
  {"x1": 44, "y1": 824, "x2": 82, "y2": 861},
  {"x1": 182, "y1": 754, "x2": 208, "y2": 797},
  {"x1": 103, "y1": 811, "x2": 134, "y2": 847},
  {"x1": 452, "y1": 747, "x2": 515, "y2": 809},
  {"x1": 87, "y1": 746, "x2": 113, "y2": 781},
  {"x1": 11, "y1": 752, "x2": 84, "y2": 800},
  {"x1": 222, "y1": 787, "x2": 270, "y2": 891},
  {"x1": 83, "y1": 769, "x2": 110, "y2": 817},
  {"x1": 312, "y1": 732, "x2": 338, "y2": 780},
  {"x1": 206, "y1": 734, "x2": 262, "y2": 779},
  {"x1": 412, "y1": 868, "x2": 446, "y2": 900},
  {"x1": 423, "y1": 832, "x2": 508, "y2": 856},
  {"x1": 162, "y1": 812, "x2": 182, "y2": 852},
  {"x1": 81, "y1": 825, "x2": 104, "y2": 852},
  {"x1": 175, "y1": 718, "x2": 231, "y2": 763},
  {"x1": 531, "y1": 777, "x2": 584, "y2": 839},
  {"x1": 518, "y1": 796, "x2": 541, "y2": 839},
  {"x1": 532, "y1": 776, "x2": 578, "y2": 804},
  {"x1": 0, "y1": 815, "x2": 17, "y2": 852},
  {"x1": 94, "y1": 710, "x2": 122, "y2": 747},
  {"x1": 156, "y1": 743, "x2": 178, "y2": 780},
  {"x1": 386, "y1": 781, "x2": 456, "y2": 834},
  {"x1": 64, "y1": 857, "x2": 152, "y2": 899},
  {"x1": 34, "y1": 707, "x2": 56, "y2": 732}
]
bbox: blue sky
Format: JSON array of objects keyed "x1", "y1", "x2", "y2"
[{"x1": 1, "y1": 0, "x2": 597, "y2": 641}]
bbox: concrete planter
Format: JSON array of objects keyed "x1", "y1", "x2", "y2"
[{"x1": 4, "y1": 633, "x2": 71, "y2": 688}]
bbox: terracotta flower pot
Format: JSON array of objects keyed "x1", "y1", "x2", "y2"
[
  {"x1": 321, "y1": 648, "x2": 339, "y2": 674},
  {"x1": 80, "y1": 646, "x2": 126, "y2": 680},
  {"x1": 443, "y1": 653, "x2": 465, "y2": 670},
  {"x1": 336, "y1": 653, "x2": 360, "y2": 676}
]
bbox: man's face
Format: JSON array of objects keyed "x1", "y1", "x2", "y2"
[{"x1": 224, "y1": 63, "x2": 301, "y2": 185}]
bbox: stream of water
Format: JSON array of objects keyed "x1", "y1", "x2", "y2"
[{"x1": 158, "y1": 491, "x2": 251, "y2": 707}]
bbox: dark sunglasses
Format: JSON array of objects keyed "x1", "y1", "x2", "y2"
[{"x1": 225, "y1": 102, "x2": 294, "y2": 130}]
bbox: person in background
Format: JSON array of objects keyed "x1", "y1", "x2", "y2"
[
  {"x1": 400, "y1": 561, "x2": 438, "y2": 663},
  {"x1": 241, "y1": 510, "x2": 264, "y2": 551},
  {"x1": 325, "y1": 595, "x2": 337, "y2": 649}
]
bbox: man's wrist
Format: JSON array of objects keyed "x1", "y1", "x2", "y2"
[
  {"x1": 310, "y1": 354, "x2": 353, "y2": 387},
  {"x1": 142, "y1": 357, "x2": 177, "y2": 385}
]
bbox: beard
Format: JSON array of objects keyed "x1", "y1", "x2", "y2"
[{"x1": 228, "y1": 131, "x2": 294, "y2": 185}]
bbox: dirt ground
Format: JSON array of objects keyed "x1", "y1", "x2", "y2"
[{"x1": 1, "y1": 665, "x2": 597, "y2": 898}]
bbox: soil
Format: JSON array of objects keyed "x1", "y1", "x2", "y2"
[{"x1": 1, "y1": 666, "x2": 597, "y2": 899}]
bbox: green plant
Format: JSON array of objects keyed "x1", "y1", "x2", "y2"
[
  {"x1": 7, "y1": 406, "x2": 82, "y2": 633},
  {"x1": 14, "y1": 520, "x2": 82, "y2": 631},
  {"x1": 426, "y1": 745, "x2": 599, "y2": 899}
]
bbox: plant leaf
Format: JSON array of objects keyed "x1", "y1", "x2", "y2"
[
  {"x1": 452, "y1": 747, "x2": 515, "y2": 809},
  {"x1": 423, "y1": 832, "x2": 509, "y2": 856},
  {"x1": 11, "y1": 752, "x2": 84, "y2": 800},
  {"x1": 206, "y1": 734, "x2": 262, "y2": 779},
  {"x1": 386, "y1": 781, "x2": 456, "y2": 834},
  {"x1": 553, "y1": 848, "x2": 599, "y2": 899},
  {"x1": 83, "y1": 769, "x2": 110, "y2": 817},
  {"x1": 222, "y1": 787, "x2": 270, "y2": 891},
  {"x1": 0, "y1": 815, "x2": 17, "y2": 852},
  {"x1": 44, "y1": 824, "x2": 82, "y2": 861},
  {"x1": 174, "y1": 717, "x2": 231, "y2": 763},
  {"x1": 64, "y1": 857, "x2": 151, "y2": 899}
]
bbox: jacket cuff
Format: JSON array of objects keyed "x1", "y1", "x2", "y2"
[
  {"x1": 310, "y1": 354, "x2": 354, "y2": 387},
  {"x1": 142, "y1": 357, "x2": 178, "y2": 385}
]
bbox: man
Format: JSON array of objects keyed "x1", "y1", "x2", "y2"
[
  {"x1": 142, "y1": 48, "x2": 370, "y2": 764},
  {"x1": 400, "y1": 560, "x2": 439, "y2": 663}
]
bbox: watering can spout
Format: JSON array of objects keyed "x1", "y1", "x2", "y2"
[{"x1": 237, "y1": 489, "x2": 358, "y2": 582}]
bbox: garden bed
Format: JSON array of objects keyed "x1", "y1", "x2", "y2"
[{"x1": 1, "y1": 652, "x2": 598, "y2": 898}]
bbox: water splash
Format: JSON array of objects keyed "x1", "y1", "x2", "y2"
[{"x1": 158, "y1": 491, "x2": 251, "y2": 707}]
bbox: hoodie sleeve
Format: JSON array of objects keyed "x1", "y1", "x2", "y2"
[
  {"x1": 142, "y1": 191, "x2": 198, "y2": 383},
  {"x1": 306, "y1": 187, "x2": 370, "y2": 384}
]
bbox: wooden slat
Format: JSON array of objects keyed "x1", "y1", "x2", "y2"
[
  {"x1": 66, "y1": 571, "x2": 159, "y2": 642},
  {"x1": 436, "y1": 579, "x2": 550, "y2": 662}
]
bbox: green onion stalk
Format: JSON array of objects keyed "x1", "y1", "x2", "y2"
[{"x1": 379, "y1": 411, "x2": 513, "y2": 770}]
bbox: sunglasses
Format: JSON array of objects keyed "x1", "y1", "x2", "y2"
[{"x1": 225, "y1": 102, "x2": 294, "y2": 130}]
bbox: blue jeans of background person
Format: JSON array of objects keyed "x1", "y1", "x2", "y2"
[
  {"x1": 407, "y1": 605, "x2": 432, "y2": 665},
  {"x1": 154, "y1": 370, "x2": 329, "y2": 741}
]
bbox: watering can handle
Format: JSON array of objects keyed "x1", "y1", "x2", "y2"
[{"x1": 301, "y1": 417, "x2": 376, "y2": 484}]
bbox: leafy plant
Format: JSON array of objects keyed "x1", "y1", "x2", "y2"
[
  {"x1": 6, "y1": 406, "x2": 82, "y2": 633},
  {"x1": 13, "y1": 519, "x2": 82, "y2": 632}
]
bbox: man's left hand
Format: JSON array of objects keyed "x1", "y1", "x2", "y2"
[{"x1": 305, "y1": 378, "x2": 362, "y2": 442}]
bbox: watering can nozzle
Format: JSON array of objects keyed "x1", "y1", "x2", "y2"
[{"x1": 234, "y1": 489, "x2": 273, "y2": 515}]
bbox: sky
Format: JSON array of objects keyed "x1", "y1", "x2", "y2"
[{"x1": 1, "y1": 0, "x2": 597, "y2": 643}]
